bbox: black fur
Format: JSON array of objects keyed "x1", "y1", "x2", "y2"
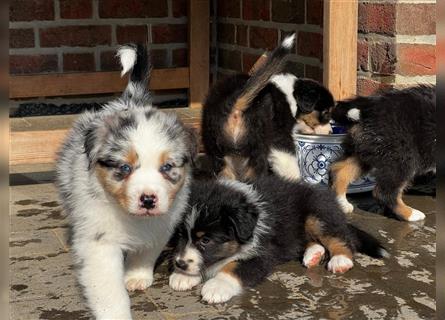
[{"x1": 172, "y1": 176, "x2": 386, "y2": 290}]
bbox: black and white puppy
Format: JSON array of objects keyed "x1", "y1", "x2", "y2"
[
  {"x1": 56, "y1": 44, "x2": 196, "y2": 319},
  {"x1": 330, "y1": 85, "x2": 436, "y2": 221},
  {"x1": 168, "y1": 177, "x2": 387, "y2": 303},
  {"x1": 202, "y1": 34, "x2": 334, "y2": 182}
]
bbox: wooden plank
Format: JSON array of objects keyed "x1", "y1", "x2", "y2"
[
  {"x1": 188, "y1": 0, "x2": 210, "y2": 109},
  {"x1": 9, "y1": 68, "x2": 190, "y2": 99},
  {"x1": 10, "y1": 110, "x2": 203, "y2": 167},
  {"x1": 323, "y1": 0, "x2": 358, "y2": 100}
]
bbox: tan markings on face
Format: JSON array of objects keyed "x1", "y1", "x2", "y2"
[
  {"x1": 224, "y1": 108, "x2": 246, "y2": 145},
  {"x1": 330, "y1": 156, "x2": 362, "y2": 196},
  {"x1": 220, "y1": 241, "x2": 241, "y2": 256},
  {"x1": 160, "y1": 151, "x2": 170, "y2": 167},
  {"x1": 299, "y1": 111, "x2": 321, "y2": 129},
  {"x1": 166, "y1": 166, "x2": 187, "y2": 207},
  {"x1": 125, "y1": 148, "x2": 139, "y2": 167},
  {"x1": 196, "y1": 231, "x2": 206, "y2": 238},
  {"x1": 319, "y1": 236, "x2": 353, "y2": 259}
]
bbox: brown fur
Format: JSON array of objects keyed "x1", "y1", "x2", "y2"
[
  {"x1": 330, "y1": 156, "x2": 362, "y2": 196},
  {"x1": 300, "y1": 111, "x2": 321, "y2": 129},
  {"x1": 223, "y1": 109, "x2": 247, "y2": 144}
]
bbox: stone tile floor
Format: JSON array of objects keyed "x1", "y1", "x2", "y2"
[{"x1": 10, "y1": 177, "x2": 436, "y2": 319}]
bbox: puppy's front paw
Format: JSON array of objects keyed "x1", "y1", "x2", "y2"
[
  {"x1": 169, "y1": 272, "x2": 201, "y2": 291},
  {"x1": 303, "y1": 243, "x2": 325, "y2": 268},
  {"x1": 201, "y1": 273, "x2": 242, "y2": 304},
  {"x1": 124, "y1": 271, "x2": 153, "y2": 292},
  {"x1": 327, "y1": 255, "x2": 354, "y2": 274}
]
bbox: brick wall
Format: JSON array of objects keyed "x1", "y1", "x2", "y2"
[
  {"x1": 215, "y1": 0, "x2": 324, "y2": 82},
  {"x1": 9, "y1": 0, "x2": 188, "y2": 77},
  {"x1": 357, "y1": 0, "x2": 436, "y2": 95}
]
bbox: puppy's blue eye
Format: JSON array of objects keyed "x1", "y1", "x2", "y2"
[
  {"x1": 160, "y1": 163, "x2": 173, "y2": 172},
  {"x1": 119, "y1": 164, "x2": 132, "y2": 175}
]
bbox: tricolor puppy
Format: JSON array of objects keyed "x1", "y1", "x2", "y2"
[
  {"x1": 330, "y1": 85, "x2": 435, "y2": 222},
  {"x1": 202, "y1": 34, "x2": 334, "y2": 182},
  {"x1": 56, "y1": 44, "x2": 196, "y2": 319},
  {"x1": 168, "y1": 177, "x2": 387, "y2": 303}
]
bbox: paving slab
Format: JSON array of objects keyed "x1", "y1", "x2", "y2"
[{"x1": 10, "y1": 181, "x2": 436, "y2": 319}]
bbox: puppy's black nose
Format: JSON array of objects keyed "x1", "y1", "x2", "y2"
[
  {"x1": 175, "y1": 259, "x2": 188, "y2": 271},
  {"x1": 140, "y1": 194, "x2": 156, "y2": 209}
]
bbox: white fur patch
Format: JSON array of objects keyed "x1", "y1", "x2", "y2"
[
  {"x1": 270, "y1": 73, "x2": 298, "y2": 116},
  {"x1": 268, "y1": 148, "x2": 301, "y2": 181},
  {"x1": 169, "y1": 272, "x2": 201, "y2": 291},
  {"x1": 125, "y1": 271, "x2": 153, "y2": 292},
  {"x1": 327, "y1": 255, "x2": 354, "y2": 274},
  {"x1": 336, "y1": 195, "x2": 354, "y2": 214},
  {"x1": 313, "y1": 122, "x2": 333, "y2": 135},
  {"x1": 407, "y1": 209, "x2": 426, "y2": 222},
  {"x1": 201, "y1": 273, "x2": 242, "y2": 304},
  {"x1": 303, "y1": 243, "x2": 325, "y2": 268},
  {"x1": 117, "y1": 46, "x2": 137, "y2": 77},
  {"x1": 281, "y1": 33, "x2": 296, "y2": 49},
  {"x1": 347, "y1": 108, "x2": 360, "y2": 121}
]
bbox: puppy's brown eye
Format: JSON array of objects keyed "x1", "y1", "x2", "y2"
[
  {"x1": 200, "y1": 236, "x2": 211, "y2": 245},
  {"x1": 160, "y1": 163, "x2": 173, "y2": 173},
  {"x1": 119, "y1": 164, "x2": 132, "y2": 175}
]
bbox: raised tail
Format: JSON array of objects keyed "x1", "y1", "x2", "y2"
[
  {"x1": 117, "y1": 43, "x2": 152, "y2": 104},
  {"x1": 348, "y1": 224, "x2": 389, "y2": 259},
  {"x1": 233, "y1": 33, "x2": 296, "y2": 112}
]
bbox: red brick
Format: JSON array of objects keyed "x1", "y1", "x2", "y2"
[
  {"x1": 10, "y1": 54, "x2": 58, "y2": 74},
  {"x1": 40, "y1": 26, "x2": 111, "y2": 47},
  {"x1": 218, "y1": 0, "x2": 240, "y2": 18},
  {"x1": 219, "y1": 49, "x2": 241, "y2": 71},
  {"x1": 357, "y1": 40, "x2": 369, "y2": 72},
  {"x1": 250, "y1": 27, "x2": 278, "y2": 50},
  {"x1": 116, "y1": 25, "x2": 148, "y2": 44},
  {"x1": 370, "y1": 42, "x2": 396, "y2": 75},
  {"x1": 307, "y1": 0, "x2": 323, "y2": 26},
  {"x1": 172, "y1": 48, "x2": 188, "y2": 67},
  {"x1": 218, "y1": 23, "x2": 235, "y2": 44},
  {"x1": 99, "y1": 0, "x2": 167, "y2": 18},
  {"x1": 397, "y1": 44, "x2": 436, "y2": 76},
  {"x1": 305, "y1": 65, "x2": 323, "y2": 83},
  {"x1": 243, "y1": 0, "x2": 270, "y2": 21},
  {"x1": 272, "y1": 0, "x2": 304, "y2": 24},
  {"x1": 152, "y1": 24, "x2": 187, "y2": 44},
  {"x1": 100, "y1": 51, "x2": 120, "y2": 71},
  {"x1": 10, "y1": 0, "x2": 54, "y2": 21},
  {"x1": 236, "y1": 25, "x2": 248, "y2": 47},
  {"x1": 9, "y1": 29, "x2": 34, "y2": 48},
  {"x1": 63, "y1": 53, "x2": 95, "y2": 72},
  {"x1": 357, "y1": 78, "x2": 392, "y2": 96},
  {"x1": 60, "y1": 0, "x2": 92, "y2": 19},
  {"x1": 297, "y1": 32, "x2": 323, "y2": 60},
  {"x1": 396, "y1": 4, "x2": 436, "y2": 35},
  {"x1": 242, "y1": 52, "x2": 260, "y2": 73},
  {"x1": 172, "y1": 0, "x2": 187, "y2": 17},
  {"x1": 358, "y1": 3, "x2": 396, "y2": 35},
  {"x1": 151, "y1": 49, "x2": 168, "y2": 68}
]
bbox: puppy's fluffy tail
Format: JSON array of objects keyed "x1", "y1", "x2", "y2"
[
  {"x1": 348, "y1": 224, "x2": 389, "y2": 259},
  {"x1": 117, "y1": 43, "x2": 151, "y2": 103},
  {"x1": 233, "y1": 33, "x2": 296, "y2": 112},
  {"x1": 331, "y1": 99, "x2": 365, "y2": 125}
]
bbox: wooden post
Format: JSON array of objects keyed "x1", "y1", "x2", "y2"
[
  {"x1": 188, "y1": 0, "x2": 210, "y2": 109},
  {"x1": 323, "y1": 0, "x2": 358, "y2": 100}
]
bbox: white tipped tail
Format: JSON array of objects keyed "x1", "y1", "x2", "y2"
[
  {"x1": 117, "y1": 46, "x2": 137, "y2": 77},
  {"x1": 281, "y1": 33, "x2": 296, "y2": 49}
]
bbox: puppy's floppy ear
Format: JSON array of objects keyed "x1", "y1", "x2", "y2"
[
  {"x1": 294, "y1": 78, "x2": 334, "y2": 114},
  {"x1": 222, "y1": 197, "x2": 259, "y2": 243}
]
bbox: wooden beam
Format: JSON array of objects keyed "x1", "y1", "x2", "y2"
[
  {"x1": 323, "y1": 0, "x2": 358, "y2": 100},
  {"x1": 9, "y1": 67, "x2": 190, "y2": 99},
  {"x1": 188, "y1": 0, "x2": 210, "y2": 109}
]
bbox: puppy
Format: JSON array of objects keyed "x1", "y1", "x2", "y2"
[
  {"x1": 330, "y1": 85, "x2": 436, "y2": 221},
  {"x1": 168, "y1": 177, "x2": 387, "y2": 303},
  {"x1": 56, "y1": 44, "x2": 196, "y2": 319},
  {"x1": 202, "y1": 34, "x2": 334, "y2": 182}
]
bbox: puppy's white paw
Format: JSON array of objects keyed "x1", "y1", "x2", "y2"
[
  {"x1": 327, "y1": 255, "x2": 354, "y2": 274},
  {"x1": 201, "y1": 273, "x2": 242, "y2": 304},
  {"x1": 303, "y1": 243, "x2": 325, "y2": 268},
  {"x1": 124, "y1": 270, "x2": 153, "y2": 292},
  {"x1": 169, "y1": 272, "x2": 201, "y2": 291},
  {"x1": 407, "y1": 209, "x2": 426, "y2": 222},
  {"x1": 336, "y1": 195, "x2": 354, "y2": 214}
]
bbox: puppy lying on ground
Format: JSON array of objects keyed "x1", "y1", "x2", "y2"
[
  {"x1": 330, "y1": 85, "x2": 435, "y2": 221},
  {"x1": 168, "y1": 176, "x2": 387, "y2": 303},
  {"x1": 56, "y1": 44, "x2": 196, "y2": 319},
  {"x1": 202, "y1": 34, "x2": 334, "y2": 182}
]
